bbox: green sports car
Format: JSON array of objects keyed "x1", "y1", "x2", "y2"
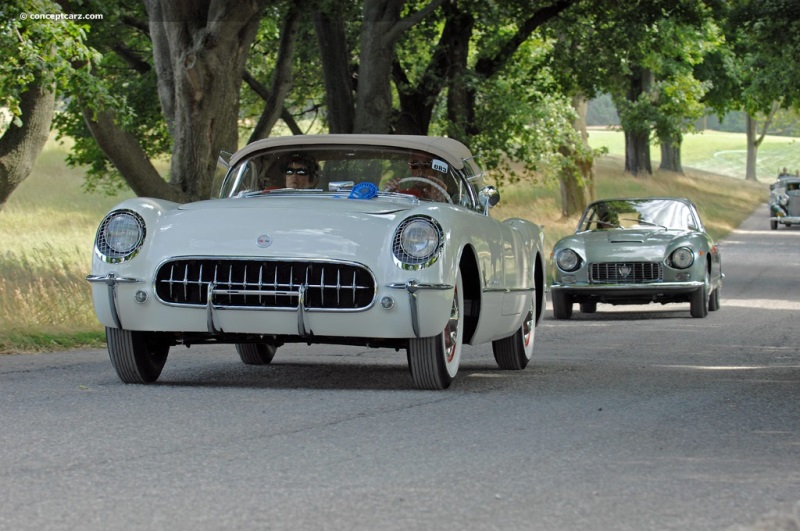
[{"x1": 550, "y1": 197, "x2": 722, "y2": 319}]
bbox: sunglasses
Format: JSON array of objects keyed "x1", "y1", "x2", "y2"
[
  {"x1": 407, "y1": 161, "x2": 431, "y2": 169},
  {"x1": 283, "y1": 167, "x2": 309, "y2": 176}
]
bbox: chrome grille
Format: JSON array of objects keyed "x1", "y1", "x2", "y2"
[
  {"x1": 155, "y1": 258, "x2": 375, "y2": 310},
  {"x1": 590, "y1": 262, "x2": 662, "y2": 284}
]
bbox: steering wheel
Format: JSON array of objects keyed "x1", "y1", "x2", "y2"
[{"x1": 385, "y1": 177, "x2": 452, "y2": 204}]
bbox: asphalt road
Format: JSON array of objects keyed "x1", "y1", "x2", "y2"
[{"x1": 2, "y1": 204, "x2": 799, "y2": 531}]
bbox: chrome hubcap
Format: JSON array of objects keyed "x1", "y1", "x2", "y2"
[{"x1": 444, "y1": 286, "x2": 460, "y2": 363}]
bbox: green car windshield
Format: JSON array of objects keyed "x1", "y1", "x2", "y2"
[{"x1": 579, "y1": 199, "x2": 699, "y2": 232}]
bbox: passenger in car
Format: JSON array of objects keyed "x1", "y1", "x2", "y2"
[{"x1": 384, "y1": 152, "x2": 451, "y2": 202}]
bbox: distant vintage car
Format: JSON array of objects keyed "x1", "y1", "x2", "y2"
[
  {"x1": 550, "y1": 197, "x2": 722, "y2": 319},
  {"x1": 87, "y1": 135, "x2": 546, "y2": 390},
  {"x1": 769, "y1": 176, "x2": 800, "y2": 230}
]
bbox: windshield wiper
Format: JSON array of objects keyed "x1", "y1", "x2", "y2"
[{"x1": 620, "y1": 218, "x2": 667, "y2": 230}]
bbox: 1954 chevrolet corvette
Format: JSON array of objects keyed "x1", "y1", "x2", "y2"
[{"x1": 87, "y1": 135, "x2": 546, "y2": 389}]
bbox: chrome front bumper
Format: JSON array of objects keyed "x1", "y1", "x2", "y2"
[
  {"x1": 388, "y1": 279, "x2": 453, "y2": 338},
  {"x1": 551, "y1": 280, "x2": 705, "y2": 292}
]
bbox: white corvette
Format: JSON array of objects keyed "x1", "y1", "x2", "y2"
[{"x1": 87, "y1": 135, "x2": 545, "y2": 389}]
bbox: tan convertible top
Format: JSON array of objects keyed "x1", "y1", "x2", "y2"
[{"x1": 229, "y1": 134, "x2": 474, "y2": 170}]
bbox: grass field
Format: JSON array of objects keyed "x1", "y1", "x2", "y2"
[
  {"x1": 587, "y1": 128, "x2": 800, "y2": 179},
  {"x1": 0, "y1": 130, "x2": 780, "y2": 353}
]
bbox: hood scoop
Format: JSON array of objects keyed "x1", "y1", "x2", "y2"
[{"x1": 607, "y1": 231, "x2": 647, "y2": 243}]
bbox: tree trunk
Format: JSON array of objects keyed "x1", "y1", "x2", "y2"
[
  {"x1": 558, "y1": 154, "x2": 586, "y2": 218},
  {"x1": 0, "y1": 82, "x2": 55, "y2": 211},
  {"x1": 392, "y1": 2, "x2": 472, "y2": 137},
  {"x1": 624, "y1": 129, "x2": 651, "y2": 176},
  {"x1": 573, "y1": 93, "x2": 594, "y2": 202},
  {"x1": 353, "y1": 0, "x2": 445, "y2": 134},
  {"x1": 659, "y1": 141, "x2": 683, "y2": 173},
  {"x1": 146, "y1": 0, "x2": 263, "y2": 199},
  {"x1": 558, "y1": 93, "x2": 591, "y2": 217},
  {"x1": 744, "y1": 105, "x2": 778, "y2": 181},
  {"x1": 443, "y1": 5, "x2": 474, "y2": 143},
  {"x1": 745, "y1": 113, "x2": 758, "y2": 181},
  {"x1": 83, "y1": 110, "x2": 184, "y2": 201},
  {"x1": 620, "y1": 66, "x2": 653, "y2": 177},
  {"x1": 314, "y1": 11, "x2": 355, "y2": 134},
  {"x1": 353, "y1": 0, "x2": 405, "y2": 134}
]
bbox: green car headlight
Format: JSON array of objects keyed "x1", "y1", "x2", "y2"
[
  {"x1": 555, "y1": 249, "x2": 581, "y2": 272},
  {"x1": 669, "y1": 247, "x2": 694, "y2": 269}
]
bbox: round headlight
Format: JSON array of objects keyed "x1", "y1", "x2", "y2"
[
  {"x1": 670, "y1": 247, "x2": 694, "y2": 269},
  {"x1": 95, "y1": 210, "x2": 146, "y2": 263},
  {"x1": 555, "y1": 249, "x2": 580, "y2": 272},
  {"x1": 393, "y1": 217, "x2": 442, "y2": 269}
]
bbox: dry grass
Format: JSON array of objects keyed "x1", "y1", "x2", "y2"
[{"x1": 0, "y1": 136, "x2": 132, "y2": 352}]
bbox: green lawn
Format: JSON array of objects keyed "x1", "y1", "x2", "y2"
[{"x1": 587, "y1": 128, "x2": 800, "y2": 180}]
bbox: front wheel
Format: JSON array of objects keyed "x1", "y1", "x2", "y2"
[
  {"x1": 407, "y1": 271, "x2": 464, "y2": 390},
  {"x1": 708, "y1": 284, "x2": 721, "y2": 312},
  {"x1": 690, "y1": 271, "x2": 710, "y2": 318},
  {"x1": 106, "y1": 327, "x2": 169, "y2": 383},
  {"x1": 492, "y1": 291, "x2": 536, "y2": 370},
  {"x1": 235, "y1": 342, "x2": 277, "y2": 365},
  {"x1": 770, "y1": 219, "x2": 778, "y2": 230},
  {"x1": 551, "y1": 290, "x2": 573, "y2": 320}
]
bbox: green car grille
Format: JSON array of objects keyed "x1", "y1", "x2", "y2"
[{"x1": 590, "y1": 262, "x2": 662, "y2": 284}]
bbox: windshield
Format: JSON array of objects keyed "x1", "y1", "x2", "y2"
[
  {"x1": 578, "y1": 199, "x2": 699, "y2": 232},
  {"x1": 219, "y1": 144, "x2": 480, "y2": 209}
]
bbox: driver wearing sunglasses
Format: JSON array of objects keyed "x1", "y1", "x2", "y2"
[{"x1": 282, "y1": 154, "x2": 319, "y2": 189}]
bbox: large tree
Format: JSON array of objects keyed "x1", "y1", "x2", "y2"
[
  {"x1": 58, "y1": 0, "x2": 267, "y2": 203},
  {"x1": 550, "y1": 0, "x2": 717, "y2": 177},
  {"x1": 146, "y1": 0, "x2": 266, "y2": 199},
  {"x1": 0, "y1": 0, "x2": 98, "y2": 211},
  {"x1": 723, "y1": 0, "x2": 800, "y2": 180}
]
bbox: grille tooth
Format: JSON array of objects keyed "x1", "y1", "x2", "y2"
[
  {"x1": 590, "y1": 262, "x2": 662, "y2": 284},
  {"x1": 155, "y1": 259, "x2": 375, "y2": 310},
  {"x1": 183, "y1": 264, "x2": 189, "y2": 301}
]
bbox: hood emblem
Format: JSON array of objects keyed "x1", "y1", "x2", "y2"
[
  {"x1": 256, "y1": 234, "x2": 273, "y2": 248},
  {"x1": 618, "y1": 264, "x2": 632, "y2": 278}
]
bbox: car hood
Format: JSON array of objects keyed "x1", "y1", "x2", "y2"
[
  {"x1": 562, "y1": 229, "x2": 693, "y2": 262},
  {"x1": 147, "y1": 195, "x2": 428, "y2": 261}
]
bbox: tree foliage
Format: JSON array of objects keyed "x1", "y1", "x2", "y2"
[
  {"x1": 549, "y1": 0, "x2": 721, "y2": 176},
  {"x1": 0, "y1": 0, "x2": 104, "y2": 210},
  {"x1": 6, "y1": 0, "x2": 791, "y2": 208}
]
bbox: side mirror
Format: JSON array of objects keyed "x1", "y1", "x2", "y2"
[{"x1": 478, "y1": 186, "x2": 500, "y2": 213}]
